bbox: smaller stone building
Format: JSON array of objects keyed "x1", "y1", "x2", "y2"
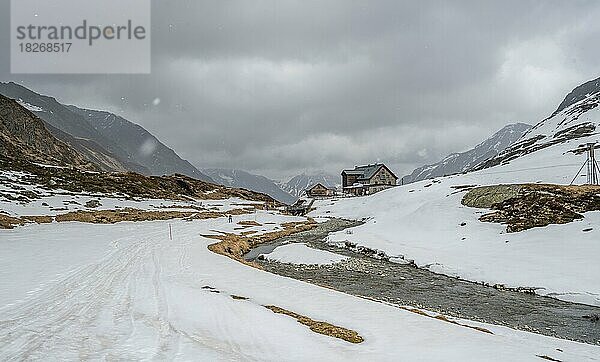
[{"x1": 305, "y1": 183, "x2": 336, "y2": 198}]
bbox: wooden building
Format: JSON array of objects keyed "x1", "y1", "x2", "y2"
[
  {"x1": 341, "y1": 163, "x2": 397, "y2": 196},
  {"x1": 305, "y1": 183, "x2": 335, "y2": 198}
]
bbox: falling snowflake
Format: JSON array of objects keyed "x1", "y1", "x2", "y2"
[{"x1": 139, "y1": 138, "x2": 157, "y2": 156}]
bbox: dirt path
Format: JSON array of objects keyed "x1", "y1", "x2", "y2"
[{"x1": 244, "y1": 218, "x2": 600, "y2": 345}]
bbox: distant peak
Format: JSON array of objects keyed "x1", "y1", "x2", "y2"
[{"x1": 553, "y1": 76, "x2": 600, "y2": 116}]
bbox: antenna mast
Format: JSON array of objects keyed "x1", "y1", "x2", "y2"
[{"x1": 571, "y1": 143, "x2": 600, "y2": 185}]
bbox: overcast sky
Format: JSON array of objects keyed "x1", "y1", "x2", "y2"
[{"x1": 2, "y1": 0, "x2": 600, "y2": 180}]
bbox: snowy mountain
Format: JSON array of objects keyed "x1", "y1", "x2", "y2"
[
  {"x1": 0, "y1": 94, "x2": 94, "y2": 170},
  {"x1": 476, "y1": 76, "x2": 600, "y2": 171},
  {"x1": 68, "y1": 106, "x2": 212, "y2": 182},
  {"x1": 0, "y1": 82, "x2": 212, "y2": 182},
  {"x1": 0, "y1": 82, "x2": 141, "y2": 173},
  {"x1": 311, "y1": 76, "x2": 600, "y2": 307},
  {"x1": 3, "y1": 77, "x2": 600, "y2": 361},
  {"x1": 401, "y1": 123, "x2": 532, "y2": 184},
  {"x1": 553, "y1": 76, "x2": 600, "y2": 116},
  {"x1": 281, "y1": 172, "x2": 339, "y2": 197},
  {"x1": 202, "y1": 168, "x2": 297, "y2": 204}
]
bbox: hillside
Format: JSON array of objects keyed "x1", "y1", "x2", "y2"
[
  {"x1": 0, "y1": 94, "x2": 94, "y2": 170},
  {"x1": 0, "y1": 158, "x2": 278, "y2": 208},
  {"x1": 476, "y1": 80, "x2": 600, "y2": 171},
  {"x1": 311, "y1": 77, "x2": 600, "y2": 307},
  {"x1": 68, "y1": 106, "x2": 213, "y2": 182},
  {"x1": 0, "y1": 92, "x2": 277, "y2": 209},
  {"x1": 203, "y1": 168, "x2": 296, "y2": 204},
  {"x1": 402, "y1": 123, "x2": 531, "y2": 184},
  {"x1": 0, "y1": 82, "x2": 212, "y2": 181},
  {"x1": 0, "y1": 82, "x2": 142, "y2": 173}
]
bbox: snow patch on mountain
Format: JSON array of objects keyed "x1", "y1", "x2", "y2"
[
  {"x1": 282, "y1": 172, "x2": 339, "y2": 197},
  {"x1": 402, "y1": 123, "x2": 532, "y2": 184},
  {"x1": 15, "y1": 99, "x2": 44, "y2": 113}
]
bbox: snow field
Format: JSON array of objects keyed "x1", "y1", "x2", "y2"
[{"x1": 1, "y1": 213, "x2": 599, "y2": 360}]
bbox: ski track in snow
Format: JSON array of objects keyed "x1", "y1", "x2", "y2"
[
  {"x1": 0, "y1": 230, "x2": 247, "y2": 361},
  {"x1": 1, "y1": 218, "x2": 600, "y2": 360},
  {"x1": 0, "y1": 233, "x2": 155, "y2": 360}
]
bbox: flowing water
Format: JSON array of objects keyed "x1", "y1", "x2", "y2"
[{"x1": 244, "y1": 219, "x2": 600, "y2": 345}]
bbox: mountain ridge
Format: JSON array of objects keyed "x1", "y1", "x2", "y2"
[
  {"x1": 0, "y1": 82, "x2": 139, "y2": 173},
  {"x1": 0, "y1": 82, "x2": 212, "y2": 182},
  {"x1": 202, "y1": 168, "x2": 297, "y2": 204},
  {"x1": 402, "y1": 123, "x2": 532, "y2": 184},
  {"x1": 0, "y1": 94, "x2": 95, "y2": 170},
  {"x1": 68, "y1": 106, "x2": 212, "y2": 182}
]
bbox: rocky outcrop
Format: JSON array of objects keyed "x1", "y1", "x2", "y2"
[
  {"x1": 0, "y1": 94, "x2": 95, "y2": 170},
  {"x1": 553, "y1": 76, "x2": 600, "y2": 116},
  {"x1": 0, "y1": 82, "x2": 139, "y2": 173},
  {"x1": 463, "y1": 184, "x2": 600, "y2": 232},
  {"x1": 461, "y1": 184, "x2": 523, "y2": 209}
]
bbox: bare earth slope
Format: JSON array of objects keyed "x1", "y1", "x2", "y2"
[{"x1": 0, "y1": 94, "x2": 95, "y2": 170}]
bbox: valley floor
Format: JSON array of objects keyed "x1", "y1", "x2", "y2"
[
  {"x1": 310, "y1": 140, "x2": 600, "y2": 307},
  {"x1": 1, "y1": 208, "x2": 600, "y2": 360}
]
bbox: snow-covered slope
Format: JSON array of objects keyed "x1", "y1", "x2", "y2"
[
  {"x1": 1, "y1": 192, "x2": 597, "y2": 360},
  {"x1": 553, "y1": 75, "x2": 600, "y2": 116},
  {"x1": 282, "y1": 172, "x2": 339, "y2": 197},
  {"x1": 203, "y1": 168, "x2": 297, "y2": 204},
  {"x1": 312, "y1": 78, "x2": 600, "y2": 306},
  {"x1": 477, "y1": 84, "x2": 600, "y2": 171},
  {"x1": 402, "y1": 123, "x2": 532, "y2": 184}
]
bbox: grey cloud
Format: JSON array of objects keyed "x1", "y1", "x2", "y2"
[{"x1": 2, "y1": 1, "x2": 600, "y2": 179}]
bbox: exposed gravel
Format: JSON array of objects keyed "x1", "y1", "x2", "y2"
[{"x1": 244, "y1": 218, "x2": 600, "y2": 345}]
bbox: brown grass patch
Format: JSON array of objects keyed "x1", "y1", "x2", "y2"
[
  {"x1": 157, "y1": 204, "x2": 206, "y2": 211},
  {"x1": 238, "y1": 220, "x2": 262, "y2": 227},
  {"x1": 22, "y1": 215, "x2": 53, "y2": 224},
  {"x1": 206, "y1": 219, "x2": 317, "y2": 265},
  {"x1": 406, "y1": 308, "x2": 493, "y2": 335},
  {"x1": 0, "y1": 214, "x2": 24, "y2": 229},
  {"x1": 55, "y1": 208, "x2": 251, "y2": 224},
  {"x1": 536, "y1": 355, "x2": 562, "y2": 362},
  {"x1": 0, "y1": 214, "x2": 53, "y2": 228},
  {"x1": 264, "y1": 305, "x2": 364, "y2": 344},
  {"x1": 55, "y1": 208, "x2": 192, "y2": 223},
  {"x1": 1, "y1": 207, "x2": 252, "y2": 229}
]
